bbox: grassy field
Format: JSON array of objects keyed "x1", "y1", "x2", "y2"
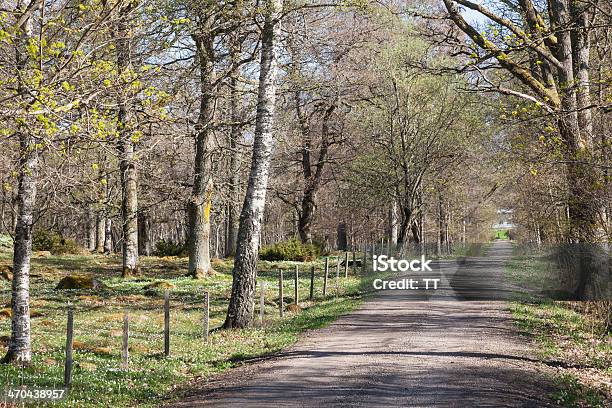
[
  {"x1": 0, "y1": 247, "x2": 381, "y2": 407},
  {"x1": 506, "y1": 249, "x2": 611, "y2": 407}
]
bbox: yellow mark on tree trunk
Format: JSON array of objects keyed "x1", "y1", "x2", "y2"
[
  {"x1": 204, "y1": 199, "x2": 212, "y2": 222},
  {"x1": 204, "y1": 178, "x2": 214, "y2": 222}
]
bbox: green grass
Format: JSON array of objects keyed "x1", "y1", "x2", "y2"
[
  {"x1": 507, "y1": 250, "x2": 611, "y2": 407},
  {"x1": 0, "y1": 249, "x2": 383, "y2": 407},
  {"x1": 493, "y1": 229, "x2": 510, "y2": 240},
  {"x1": 552, "y1": 373, "x2": 609, "y2": 408}
]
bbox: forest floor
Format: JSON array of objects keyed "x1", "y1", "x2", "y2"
[
  {"x1": 0, "y1": 242, "x2": 385, "y2": 407},
  {"x1": 167, "y1": 241, "x2": 610, "y2": 408}
]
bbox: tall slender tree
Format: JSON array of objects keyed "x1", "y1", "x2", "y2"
[
  {"x1": 116, "y1": 1, "x2": 139, "y2": 277},
  {"x1": 225, "y1": 36, "x2": 243, "y2": 257},
  {"x1": 224, "y1": 0, "x2": 283, "y2": 328},
  {"x1": 2, "y1": 2, "x2": 37, "y2": 364}
]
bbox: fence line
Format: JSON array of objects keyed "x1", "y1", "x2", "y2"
[{"x1": 52, "y1": 251, "x2": 365, "y2": 388}]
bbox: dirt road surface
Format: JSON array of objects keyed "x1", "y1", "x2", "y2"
[{"x1": 169, "y1": 241, "x2": 559, "y2": 407}]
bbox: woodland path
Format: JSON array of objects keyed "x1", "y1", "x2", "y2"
[{"x1": 169, "y1": 241, "x2": 559, "y2": 407}]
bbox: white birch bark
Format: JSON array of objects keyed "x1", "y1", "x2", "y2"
[
  {"x1": 3, "y1": 2, "x2": 35, "y2": 365},
  {"x1": 224, "y1": 0, "x2": 282, "y2": 328}
]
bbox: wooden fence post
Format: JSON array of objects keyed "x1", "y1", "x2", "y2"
[
  {"x1": 336, "y1": 257, "x2": 340, "y2": 297},
  {"x1": 259, "y1": 280, "x2": 265, "y2": 326},
  {"x1": 294, "y1": 265, "x2": 299, "y2": 305},
  {"x1": 164, "y1": 290, "x2": 170, "y2": 357},
  {"x1": 309, "y1": 265, "x2": 315, "y2": 300},
  {"x1": 64, "y1": 306, "x2": 74, "y2": 387},
  {"x1": 122, "y1": 311, "x2": 129, "y2": 369},
  {"x1": 323, "y1": 257, "x2": 329, "y2": 296},
  {"x1": 279, "y1": 269, "x2": 284, "y2": 317},
  {"x1": 344, "y1": 252, "x2": 349, "y2": 278},
  {"x1": 203, "y1": 291, "x2": 209, "y2": 343}
]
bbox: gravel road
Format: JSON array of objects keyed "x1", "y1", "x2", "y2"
[{"x1": 169, "y1": 241, "x2": 559, "y2": 407}]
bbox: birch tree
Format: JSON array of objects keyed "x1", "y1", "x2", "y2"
[
  {"x1": 0, "y1": 0, "x2": 118, "y2": 364},
  {"x1": 1, "y1": 1, "x2": 37, "y2": 364},
  {"x1": 224, "y1": 0, "x2": 283, "y2": 328}
]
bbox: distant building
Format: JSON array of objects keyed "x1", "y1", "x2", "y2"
[{"x1": 492, "y1": 209, "x2": 516, "y2": 229}]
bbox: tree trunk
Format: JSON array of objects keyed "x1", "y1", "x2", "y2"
[
  {"x1": 298, "y1": 189, "x2": 316, "y2": 243},
  {"x1": 388, "y1": 202, "x2": 398, "y2": 245},
  {"x1": 224, "y1": 0, "x2": 282, "y2": 329},
  {"x1": 188, "y1": 21, "x2": 215, "y2": 279},
  {"x1": 337, "y1": 222, "x2": 347, "y2": 251},
  {"x1": 116, "y1": 4, "x2": 138, "y2": 277},
  {"x1": 570, "y1": 1, "x2": 593, "y2": 141},
  {"x1": 2, "y1": 132, "x2": 37, "y2": 365},
  {"x1": 410, "y1": 221, "x2": 420, "y2": 244},
  {"x1": 226, "y1": 62, "x2": 241, "y2": 257},
  {"x1": 296, "y1": 103, "x2": 335, "y2": 244},
  {"x1": 95, "y1": 213, "x2": 105, "y2": 253},
  {"x1": 3, "y1": 9, "x2": 37, "y2": 361},
  {"x1": 446, "y1": 209, "x2": 451, "y2": 253},
  {"x1": 397, "y1": 206, "x2": 412, "y2": 246},
  {"x1": 138, "y1": 210, "x2": 151, "y2": 256},
  {"x1": 419, "y1": 189, "x2": 425, "y2": 254},
  {"x1": 103, "y1": 170, "x2": 113, "y2": 254},
  {"x1": 104, "y1": 218, "x2": 113, "y2": 254},
  {"x1": 87, "y1": 208, "x2": 96, "y2": 251},
  {"x1": 437, "y1": 193, "x2": 444, "y2": 256},
  {"x1": 118, "y1": 134, "x2": 139, "y2": 276}
]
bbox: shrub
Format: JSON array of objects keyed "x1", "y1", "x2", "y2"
[
  {"x1": 259, "y1": 239, "x2": 319, "y2": 262},
  {"x1": 33, "y1": 230, "x2": 57, "y2": 252},
  {"x1": 33, "y1": 230, "x2": 83, "y2": 255},
  {"x1": 154, "y1": 239, "x2": 187, "y2": 257}
]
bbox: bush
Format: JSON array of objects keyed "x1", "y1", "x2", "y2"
[
  {"x1": 259, "y1": 239, "x2": 319, "y2": 262},
  {"x1": 33, "y1": 230, "x2": 83, "y2": 255},
  {"x1": 33, "y1": 230, "x2": 57, "y2": 252},
  {"x1": 154, "y1": 239, "x2": 187, "y2": 257}
]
